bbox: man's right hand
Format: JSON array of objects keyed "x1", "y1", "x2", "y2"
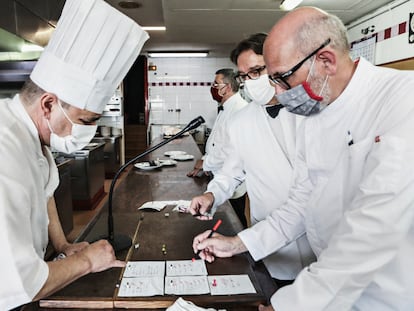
[
  {"x1": 189, "y1": 192, "x2": 215, "y2": 220},
  {"x1": 192, "y1": 232, "x2": 247, "y2": 262},
  {"x1": 82, "y1": 239, "x2": 125, "y2": 273}
]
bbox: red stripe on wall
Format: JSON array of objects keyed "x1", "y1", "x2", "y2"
[
  {"x1": 384, "y1": 28, "x2": 391, "y2": 39},
  {"x1": 148, "y1": 82, "x2": 213, "y2": 87},
  {"x1": 399, "y1": 21, "x2": 406, "y2": 35}
]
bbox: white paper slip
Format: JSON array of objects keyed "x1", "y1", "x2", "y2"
[
  {"x1": 123, "y1": 261, "x2": 165, "y2": 278},
  {"x1": 166, "y1": 259, "x2": 208, "y2": 276},
  {"x1": 138, "y1": 201, "x2": 173, "y2": 211},
  {"x1": 165, "y1": 276, "x2": 210, "y2": 295},
  {"x1": 172, "y1": 200, "x2": 191, "y2": 213},
  {"x1": 118, "y1": 276, "x2": 164, "y2": 297},
  {"x1": 207, "y1": 275, "x2": 256, "y2": 295},
  {"x1": 167, "y1": 297, "x2": 218, "y2": 311}
]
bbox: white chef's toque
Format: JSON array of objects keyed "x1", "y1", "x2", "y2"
[{"x1": 30, "y1": 0, "x2": 149, "y2": 114}]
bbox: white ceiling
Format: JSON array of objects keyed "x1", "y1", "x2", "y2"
[{"x1": 106, "y1": 0, "x2": 396, "y2": 57}]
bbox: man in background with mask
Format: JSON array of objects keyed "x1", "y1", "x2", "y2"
[
  {"x1": 190, "y1": 33, "x2": 315, "y2": 285},
  {"x1": 188, "y1": 68, "x2": 248, "y2": 226},
  {"x1": 0, "y1": 0, "x2": 148, "y2": 309},
  {"x1": 187, "y1": 72, "x2": 226, "y2": 178},
  {"x1": 193, "y1": 7, "x2": 414, "y2": 311}
]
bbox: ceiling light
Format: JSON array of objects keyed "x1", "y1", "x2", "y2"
[
  {"x1": 21, "y1": 43, "x2": 44, "y2": 52},
  {"x1": 280, "y1": 0, "x2": 303, "y2": 11},
  {"x1": 142, "y1": 26, "x2": 166, "y2": 31},
  {"x1": 148, "y1": 52, "x2": 209, "y2": 58}
]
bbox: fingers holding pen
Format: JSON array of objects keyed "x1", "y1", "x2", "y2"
[
  {"x1": 192, "y1": 230, "x2": 219, "y2": 262},
  {"x1": 193, "y1": 232, "x2": 248, "y2": 261}
]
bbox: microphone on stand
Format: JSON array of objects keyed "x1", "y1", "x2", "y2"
[{"x1": 103, "y1": 116, "x2": 205, "y2": 252}]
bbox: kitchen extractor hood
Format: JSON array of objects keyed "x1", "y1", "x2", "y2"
[
  {"x1": 0, "y1": 0, "x2": 64, "y2": 58},
  {"x1": 0, "y1": 28, "x2": 43, "y2": 61}
]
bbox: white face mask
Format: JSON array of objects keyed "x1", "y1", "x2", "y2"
[
  {"x1": 243, "y1": 74, "x2": 275, "y2": 105},
  {"x1": 47, "y1": 101, "x2": 97, "y2": 154}
]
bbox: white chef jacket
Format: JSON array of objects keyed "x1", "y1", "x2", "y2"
[
  {"x1": 242, "y1": 58, "x2": 414, "y2": 310},
  {"x1": 203, "y1": 92, "x2": 247, "y2": 174},
  {"x1": 0, "y1": 95, "x2": 59, "y2": 310},
  {"x1": 207, "y1": 100, "x2": 315, "y2": 280}
]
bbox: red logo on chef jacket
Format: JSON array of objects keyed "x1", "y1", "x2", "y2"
[{"x1": 375, "y1": 135, "x2": 381, "y2": 143}]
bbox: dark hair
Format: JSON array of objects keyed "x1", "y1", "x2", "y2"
[
  {"x1": 230, "y1": 33, "x2": 268, "y2": 65},
  {"x1": 20, "y1": 78, "x2": 70, "y2": 107},
  {"x1": 215, "y1": 68, "x2": 239, "y2": 92},
  {"x1": 20, "y1": 79, "x2": 46, "y2": 106}
]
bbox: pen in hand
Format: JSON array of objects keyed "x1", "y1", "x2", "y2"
[{"x1": 194, "y1": 219, "x2": 222, "y2": 259}]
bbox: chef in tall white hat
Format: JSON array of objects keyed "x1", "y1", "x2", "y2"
[{"x1": 0, "y1": 0, "x2": 148, "y2": 309}]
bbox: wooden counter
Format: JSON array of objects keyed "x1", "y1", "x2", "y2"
[{"x1": 32, "y1": 135, "x2": 277, "y2": 310}]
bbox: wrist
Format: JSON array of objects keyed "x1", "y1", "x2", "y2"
[
  {"x1": 75, "y1": 250, "x2": 93, "y2": 274},
  {"x1": 205, "y1": 192, "x2": 215, "y2": 204},
  {"x1": 54, "y1": 240, "x2": 70, "y2": 254},
  {"x1": 231, "y1": 236, "x2": 248, "y2": 255}
]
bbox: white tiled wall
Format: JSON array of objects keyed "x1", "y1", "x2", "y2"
[{"x1": 148, "y1": 57, "x2": 235, "y2": 130}]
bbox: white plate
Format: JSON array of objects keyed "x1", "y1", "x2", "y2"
[
  {"x1": 164, "y1": 150, "x2": 187, "y2": 157},
  {"x1": 134, "y1": 162, "x2": 162, "y2": 170},
  {"x1": 159, "y1": 159, "x2": 178, "y2": 166},
  {"x1": 170, "y1": 154, "x2": 194, "y2": 161}
]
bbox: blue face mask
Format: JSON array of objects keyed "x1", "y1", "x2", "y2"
[
  {"x1": 276, "y1": 58, "x2": 329, "y2": 116},
  {"x1": 276, "y1": 80, "x2": 326, "y2": 116}
]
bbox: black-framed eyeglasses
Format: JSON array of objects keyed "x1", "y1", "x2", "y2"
[
  {"x1": 235, "y1": 65, "x2": 266, "y2": 83},
  {"x1": 268, "y1": 38, "x2": 331, "y2": 89}
]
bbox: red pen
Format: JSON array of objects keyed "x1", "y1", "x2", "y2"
[{"x1": 194, "y1": 219, "x2": 222, "y2": 259}]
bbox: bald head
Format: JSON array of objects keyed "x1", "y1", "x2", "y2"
[{"x1": 264, "y1": 7, "x2": 350, "y2": 75}]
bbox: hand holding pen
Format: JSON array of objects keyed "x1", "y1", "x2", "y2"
[
  {"x1": 192, "y1": 220, "x2": 248, "y2": 263},
  {"x1": 193, "y1": 219, "x2": 222, "y2": 260}
]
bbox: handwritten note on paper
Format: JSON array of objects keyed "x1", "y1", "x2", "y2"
[
  {"x1": 207, "y1": 275, "x2": 256, "y2": 295},
  {"x1": 123, "y1": 261, "x2": 165, "y2": 278},
  {"x1": 165, "y1": 276, "x2": 210, "y2": 295},
  {"x1": 166, "y1": 259, "x2": 208, "y2": 276},
  {"x1": 118, "y1": 276, "x2": 164, "y2": 297}
]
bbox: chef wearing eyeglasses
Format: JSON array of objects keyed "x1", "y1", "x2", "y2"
[{"x1": 190, "y1": 33, "x2": 315, "y2": 285}]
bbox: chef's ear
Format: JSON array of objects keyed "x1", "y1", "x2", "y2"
[
  {"x1": 40, "y1": 93, "x2": 59, "y2": 118},
  {"x1": 317, "y1": 48, "x2": 336, "y2": 75}
]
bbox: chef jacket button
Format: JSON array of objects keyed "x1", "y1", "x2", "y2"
[{"x1": 212, "y1": 143, "x2": 215, "y2": 146}]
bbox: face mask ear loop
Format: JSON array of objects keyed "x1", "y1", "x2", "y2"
[
  {"x1": 305, "y1": 57, "x2": 317, "y2": 83},
  {"x1": 218, "y1": 84, "x2": 227, "y2": 97},
  {"x1": 57, "y1": 100, "x2": 75, "y2": 126},
  {"x1": 46, "y1": 119, "x2": 54, "y2": 133},
  {"x1": 318, "y1": 75, "x2": 329, "y2": 96}
]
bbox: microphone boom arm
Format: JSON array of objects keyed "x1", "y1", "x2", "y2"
[{"x1": 106, "y1": 116, "x2": 205, "y2": 251}]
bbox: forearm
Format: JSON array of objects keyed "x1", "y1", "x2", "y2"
[
  {"x1": 33, "y1": 252, "x2": 92, "y2": 301},
  {"x1": 47, "y1": 197, "x2": 69, "y2": 252},
  {"x1": 207, "y1": 170, "x2": 245, "y2": 210},
  {"x1": 229, "y1": 235, "x2": 249, "y2": 255}
]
